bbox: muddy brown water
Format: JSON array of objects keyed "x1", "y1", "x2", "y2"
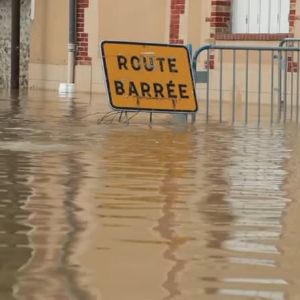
[{"x1": 1, "y1": 90, "x2": 300, "y2": 300}]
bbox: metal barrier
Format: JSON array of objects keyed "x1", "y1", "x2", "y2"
[
  {"x1": 192, "y1": 44, "x2": 300, "y2": 125},
  {"x1": 278, "y1": 38, "x2": 300, "y2": 125},
  {"x1": 279, "y1": 38, "x2": 300, "y2": 48}
]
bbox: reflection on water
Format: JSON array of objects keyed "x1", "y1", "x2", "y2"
[
  {"x1": 0, "y1": 91, "x2": 300, "y2": 299},
  {"x1": 201, "y1": 128, "x2": 291, "y2": 300},
  {"x1": 0, "y1": 149, "x2": 32, "y2": 300}
]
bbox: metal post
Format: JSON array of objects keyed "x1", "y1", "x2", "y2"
[
  {"x1": 68, "y1": 0, "x2": 77, "y2": 84},
  {"x1": 232, "y1": 50, "x2": 236, "y2": 124},
  {"x1": 297, "y1": 49, "x2": 300, "y2": 123},
  {"x1": 206, "y1": 49, "x2": 210, "y2": 121},
  {"x1": 271, "y1": 51, "x2": 274, "y2": 124},
  {"x1": 219, "y1": 49, "x2": 223, "y2": 123},
  {"x1": 284, "y1": 50, "x2": 288, "y2": 122},
  {"x1": 187, "y1": 43, "x2": 196, "y2": 123},
  {"x1": 291, "y1": 51, "x2": 294, "y2": 120},
  {"x1": 258, "y1": 50, "x2": 262, "y2": 126},
  {"x1": 245, "y1": 50, "x2": 249, "y2": 124},
  {"x1": 10, "y1": 0, "x2": 21, "y2": 90}
]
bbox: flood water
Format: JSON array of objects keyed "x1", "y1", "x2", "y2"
[{"x1": 1, "y1": 90, "x2": 300, "y2": 300}]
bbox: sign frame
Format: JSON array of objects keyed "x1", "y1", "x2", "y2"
[{"x1": 100, "y1": 40, "x2": 198, "y2": 114}]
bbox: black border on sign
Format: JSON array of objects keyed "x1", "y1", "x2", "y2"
[{"x1": 100, "y1": 40, "x2": 198, "y2": 113}]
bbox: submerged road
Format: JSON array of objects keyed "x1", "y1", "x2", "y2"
[{"x1": 0, "y1": 90, "x2": 300, "y2": 300}]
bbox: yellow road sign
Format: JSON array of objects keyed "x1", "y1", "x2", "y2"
[{"x1": 100, "y1": 41, "x2": 198, "y2": 113}]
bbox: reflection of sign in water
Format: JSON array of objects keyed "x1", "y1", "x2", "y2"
[{"x1": 101, "y1": 41, "x2": 198, "y2": 113}]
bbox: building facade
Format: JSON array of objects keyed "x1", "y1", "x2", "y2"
[{"x1": 2, "y1": 0, "x2": 300, "y2": 92}]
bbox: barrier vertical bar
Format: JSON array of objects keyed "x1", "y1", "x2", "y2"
[
  {"x1": 278, "y1": 49, "x2": 282, "y2": 122},
  {"x1": 232, "y1": 50, "x2": 236, "y2": 124},
  {"x1": 258, "y1": 50, "x2": 262, "y2": 126},
  {"x1": 284, "y1": 50, "x2": 288, "y2": 123},
  {"x1": 192, "y1": 45, "x2": 211, "y2": 123},
  {"x1": 291, "y1": 50, "x2": 294, "y2": 120},
  {"x1": 297, "y1": 48, "x2": 300, "y2": 123},
  {"x1": 219, "y1": 49, "x2": 223, "y2": 123},
  {"x1": 187, "y1": 44, "x2": 195, "y2": 123},
  {"x1": 271, "y1": 50, "x2": 274, "y2": 124},
  {"x1": 206, "y1": 49, "x2": 210, "y2": 121},
  {"x1": 245, "y1": 50, "x2": 249, "y2": 125}
]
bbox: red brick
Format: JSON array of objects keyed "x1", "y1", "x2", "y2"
[
  {"x1": 75, "y1": 0, "x2": 90, "y2": 64},
  {"x1": 211, "y1": 1, "x2": 231, "y2": 6},
  {"x1": 211, "y1": 17, "x2": 224, "y2": 22},
  {"x1": 211, "y1": 12, "x2": 230, "y2": 16},
  {"x1": 169, "y1": 0, "x2": 186, "y2": 44}
]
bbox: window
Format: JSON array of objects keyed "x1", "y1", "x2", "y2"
[{"x1": 232, "y1": 0, "x2": 290, "y2": 34}]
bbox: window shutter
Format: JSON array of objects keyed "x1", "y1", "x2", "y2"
[
  {"x1": 232, "y1": 0, "x2": 249, "y2": 33},
  {"x1": 260, "y1": 0, "x2": 271, "y2": 33},
  {"x1": 269, "y1": 0, "x2": 280, "y2": 33},
  {"x1": 231, "y1": 0, "x2": 290, "y2": 34},
  {"x1": 279, "y1": 0, "x2": 290, "y2": 33},
  {"x1": 248, "y1": 0, "x2": 260, "y2": 33}
]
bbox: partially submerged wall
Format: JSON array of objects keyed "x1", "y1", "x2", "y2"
[{"x1": 0, "y1": 0, "x2": 31, "y2": 89}]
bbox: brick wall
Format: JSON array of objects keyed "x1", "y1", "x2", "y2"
[
  {"x1": 209, "y1": 0, "x2": 231, "y2": 38},
  {"x1": 76, "y1": 0, "x2": 91, "y2": 65},
  {"x1": 290, "y1": 0, "x2": 297, "y2": 33},
  {"x1": 169, "y1": 0, "x2": 186, "y2": 44}
]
